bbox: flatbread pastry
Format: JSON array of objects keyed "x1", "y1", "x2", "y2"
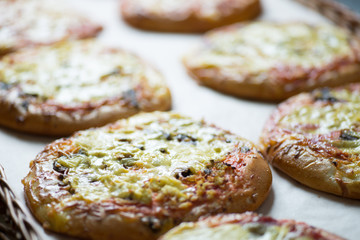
[
  {"x1": 0, "y1": 0, "x2": 102, "y2": 56},
  {"x1": 120, "y1": 0, "x2": 261, "y2": 33},
  {"x1": 0, "y1": 40, "x2": 171, "y2": 136},
  {"x1": 22, "y1": 112, "x2": 272, "y2": 240},
  {"x1": 159, "y1": 212, "x2": 344, "y2": 240},
  {"x1": 261, "y1": 84, "x2": 360, "y2": 199},
  {"x1": 183, "y1": 22, "x2": 360, "y2": 101}
]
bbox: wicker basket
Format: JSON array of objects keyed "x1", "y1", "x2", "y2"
[
  {"x1": 0, "y1": 165, "x2": 41, "y2": 240},
  {"x1": 295, "y1": 0, "x2": 360, "y2": 36}
]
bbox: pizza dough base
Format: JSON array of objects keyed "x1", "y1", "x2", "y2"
[
  {"x1": 261, "y1": 90, "x2": 360, "y2": 199},
  {"x1": 120, "y1": 0, "x2": 261, "y2": 33},
  {"x1": 183, "y1": 23, "x2": 360, "y2": 102},
  {"x1": 23, "y1": 112, "x2": 272, "y2": 239}
]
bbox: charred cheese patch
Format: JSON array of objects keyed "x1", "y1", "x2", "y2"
[
  {"x1": 0, "y1": 40, "x2": 164, "y2": 107},
  {"x1": 52, "y1": 112, "x2": 246, "y2": 205},
  {"x1": 161, "y1": 222, "x2": 311, "y2": 240},
  {"x1": 185, "y1": 22, "x2": 353, "y2": 75},
  {"x1": 0, "y1": 0, "x2": 100, "y2": 53}
]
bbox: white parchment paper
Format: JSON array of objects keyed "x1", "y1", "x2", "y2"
[{"x1": 0, "y1": 0, "x2": 358, "y2": 239}]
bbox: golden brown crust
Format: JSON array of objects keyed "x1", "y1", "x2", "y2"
[
  {"x1": 22, "y1": 112, "x2": 272, "y2": 240},
  {"x1": 120, "y1": 0, "x2": 261, "y2": 33},
  {"x1": 0, "y1": 97, "x2": 170, "y2": 137},
  {"x1": 0, "y1": 41, "x2": 171, "y2": 136},
  {"x1": 159, "y1": 212, "x2": 345, "y2": 240},
  {"x1": 185, "y1": 60, "x2": 360, "y2": 102},
  {"x1": 183, "y1": 22, "x2": 360, "y2": 102},
  {"x1": 0, "y1": 0, "x2": 102, "y2": 57},
  {"x1": 260, "y1": 84, "x2": 360, "y2": 199}
]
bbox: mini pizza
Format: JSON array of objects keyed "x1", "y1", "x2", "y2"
[
  {"x1": 159, "y1": 212, "x2": 344, "y2": 240},
  {"x1": 22, "y1": 112, "x2": 272, "y2": 240},
  {"x1": 120, "y1": 0, "x2": 261, "y2": 33},
  {"x1": 183, "y1": 22, "x2": 360, "y2": 101},
  {"x1": 0, "y1": 0, "x2": 102, "y2": 56},
  {"x1": 261, "y1": 84, "x2": 360, "y2": 199},
  {"x1": 0, "y1": 40, "x2": 171, "y2": 136}
]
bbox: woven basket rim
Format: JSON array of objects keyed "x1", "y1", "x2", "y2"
[{"x1": 0, "y1": 165, "x2": 41, "y2": 240}]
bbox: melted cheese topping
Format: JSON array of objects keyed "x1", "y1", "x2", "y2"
[
  {"x1": 281, "y1": 90, "x2": 360, "y2": 135},
  {"x1": 0, "y1": 40, "x2": 163, "y2": 106},
  {"x1": 280, "y1": 88, "x2": 360, "y2": 176},
  {"x1": 161, "y1": 222, "x2": 312, "y2": 240},
  {"x1": 185, "y1": 22, "x2": 353, "y2": 76},
  {"x1": 0, "y1": 0, "x2": 92, "y2": 49},
  {"x1": 56, "y1": 112, "x2": 243, "y2": 204},
  {"x1": 127, "y1": 0, "x2": 233, "y2": 20}
]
